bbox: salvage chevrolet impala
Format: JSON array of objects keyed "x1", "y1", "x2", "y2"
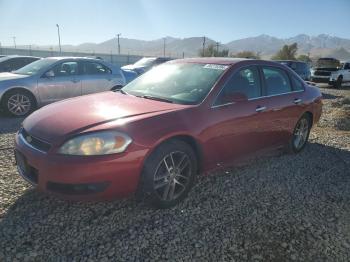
[{"x1": 14, "y1": 58, "x2": 322, "y2": 208}]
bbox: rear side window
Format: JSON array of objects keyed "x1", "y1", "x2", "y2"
[
  {"x1": 262, "y1": 67, "x2": 292, "y2": 96},
  {"x1": 216, "y1": 66, "x2": 261, "y2": 103},
  {"x1": 82, "y1": 62, "x2": 112, "y2": 75},
  {"x1": 291, "y1": 75, "x2": 304, "y2": 91}
]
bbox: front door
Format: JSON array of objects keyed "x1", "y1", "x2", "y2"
[
  {"x1": 37, "y1": 61, "x2": 82, "y2": 105},
  {"x1": 202, "y1": 65, "x2": 267, "y2": 168}
]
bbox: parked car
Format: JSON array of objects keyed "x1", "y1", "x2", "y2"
[
  {"x1": 14, "y1": 58, "x2": 322, "y2": 208},
  {"x1": 0, "y1": 55, "x2": 40, "y2": 73},
  {"x1": 275, "y1": 60, "x2": 311, "y2": 80},
  {"x1": 329, "y1": 61, "x2": 350, "y2": 88},
  {"x1": 122, "y1": 57, "x2": 172, "y2": 75},
  {"x1": 0, "y1": 57, "x2": 126, "y2": 116},
  {"x1": 310, "y1": 57, "x2": 341, "y2": 83}
]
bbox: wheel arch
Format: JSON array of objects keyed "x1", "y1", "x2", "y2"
[
  {"x1": 304, "y1": 111, "x2": 314, "y2": 127},
  {"x1": 143, "y1": 134, "x2": 204, "y2": 175},
  {"x1": 0, "y1": 87, "x2": 38, "y2": 108}
]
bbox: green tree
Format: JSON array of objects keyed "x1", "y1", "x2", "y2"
[
  {"x1": 272, "y1": 43, "x2": 298, "y2": 60},
  {"x1": 297, "y1": 54, "x2": 312, "y2": 63},
  {"x1": 231, "y1": 51, "x2": 261, "y2": 59},
  {"x1": 199, "y1": 44, "x2": 229, "y2": 57}
]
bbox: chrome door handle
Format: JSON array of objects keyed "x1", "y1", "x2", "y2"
[
  {"x1": 256, "y1": 106, "x2": 266, "y2": 112},
  {"x1": 294, "y1": 98, "x2": 302, "y2": 104}
]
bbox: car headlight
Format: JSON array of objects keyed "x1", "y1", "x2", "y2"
[{"x1": 58, "y1": 131, "x2": 132, "y2": 156}]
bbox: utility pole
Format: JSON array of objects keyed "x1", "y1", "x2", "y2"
[
  {"x1": 116, "y1": 34, "x2": 121, "y2": 55},
  {"x1": 56, "y1": 24, "x2": 62, "y2": 54},
  {"x1": 13, "y1": 36, "x2": 16, "y2": 49},
  {"x1": 216, "y1": 42, "x2": 220, "y2": 54},
  {"x1": 202, "y1": 36, "x2": 206, "y2": 56},
  {"x1": 163, "y1": 38, "x2": 166, "y2": 57}
]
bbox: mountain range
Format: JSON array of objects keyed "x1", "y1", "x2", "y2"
[{"x1": 19, "y1": 34, "x2": 350, "y2": 60}]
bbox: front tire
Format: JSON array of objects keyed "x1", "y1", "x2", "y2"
[
  {"x1": 1, "y1": 90, "x2": 36, "y2": 117},
  {"x1": 139, "y1": 140, "x2": 197, "y2": 208},
  {"x1": 334, "y1": 76, "x2": 343, "y2": 89},
  {"x1": 288, "y1": 114, "x2": 311, "y2": 153}
]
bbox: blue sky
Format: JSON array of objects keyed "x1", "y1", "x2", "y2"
[{"x1": 0, "y1": 0, "x2": 349, "y2": 46}]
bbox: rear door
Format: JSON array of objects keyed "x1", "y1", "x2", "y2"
[
  {"x1": 257, "y1": 66, "x2": 306, "y2": 147},
  {"x1": 80, "y1": 61, "x2": 114, "y2": 95},
  {"x1": 37, "y1": 60, "x2": 82, "y2": 104}
]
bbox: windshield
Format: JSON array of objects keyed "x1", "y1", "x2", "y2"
[
  {"x1": 315, "y1": 58, "x2": 340, "y2": 69},
  {"x1": 133, "y1": 57, "x2": 157, "y2": 67},
  {"x1": 122, "y1": 63, "x2": 227, "y2": 105},
  {"x1": 13, "y1": 58, "x2": 56, "y2": 75}
]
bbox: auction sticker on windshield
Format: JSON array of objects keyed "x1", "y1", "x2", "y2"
[{"x1": 203, "y1": 64, "x2": 229, "y2": 70}]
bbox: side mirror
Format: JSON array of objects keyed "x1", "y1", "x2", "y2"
[
  {"x1": 222, "y1": 92, "x2": 248, "y2": 103},
  {"x1": 44, "y1": 70, "x2": 55, "y2": 78}
]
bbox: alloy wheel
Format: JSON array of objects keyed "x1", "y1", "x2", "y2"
[
  {"x1": 293, "y1": 118, "x2": 309, "y2": 150},
  {"x1": 153, "y1": 151, "x2": 192, "y2": 201},
  {"x1": 7, "y1": 94, "x2": 31, "y2": 116}
]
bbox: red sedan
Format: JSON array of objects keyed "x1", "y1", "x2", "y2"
[{"x1": 14, "y1": 58, "x2": 322, "y2": 208}]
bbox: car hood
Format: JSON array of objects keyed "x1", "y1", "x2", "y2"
[
  {"x1": 121, "y1": 64, "x2": 146, "y2": 71},
  {"x1": 0, "y1": 72, "x2": 30, "y2": 81},
  {"x1": 23, "y1": 92, "x2": 188, "y2": 143}
]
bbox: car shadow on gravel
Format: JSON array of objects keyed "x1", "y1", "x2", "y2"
[
  {"x1": 0, "y1": 142, "x2": 350, "y2": 261},
  {"x1": 0, "y1": 114, "x2": 24, "y2": 134}
]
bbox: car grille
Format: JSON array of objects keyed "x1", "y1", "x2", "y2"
[
  {"x1": 314, "y1": 70, "x2": 331, "y2": 76},
  {"x1": 20, "y1": 128, "x2": 51, "y2": 153}
]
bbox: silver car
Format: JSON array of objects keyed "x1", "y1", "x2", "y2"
[{"x1": 0, "y1": 57, "x2": 126, "y2": 117}]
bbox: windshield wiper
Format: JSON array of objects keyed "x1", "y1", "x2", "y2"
[
  {"x1": 117, "y1": 89, "x2": 128, "y2": 95},
  {"x1": 139, "y1": 95, "x2": 174, "y2": 103}
]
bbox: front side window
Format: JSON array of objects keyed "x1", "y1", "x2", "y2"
[
  {"x1": 262, "y1": 67, "x2": 292, "y2": 96},
  {"x1": 216, "y1": 66, "x2": 261, "y2": 104},
  {"x1": 122, "y1": 63, "x2": 227, "y2": 105},
  {"x1": 52, "y1": 61, "x2": 79, "y2": 77},
  {"x1": 82, "y1": 62, "x2": 111, "y2": 75}
]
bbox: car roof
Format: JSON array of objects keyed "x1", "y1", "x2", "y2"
[
  {"x1": 47, "y1": 56, "x2": 102, "y2": 60},
  {"x1": 171, "y1": 57, "x2": 248, "y2": 65},
  {"x1": 1, "y1": 55, "x2": 41, "y2": 59}
]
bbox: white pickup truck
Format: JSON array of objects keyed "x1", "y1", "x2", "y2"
[{"x1": 329, "y1": 61, "x2": 350, "y2": 88}]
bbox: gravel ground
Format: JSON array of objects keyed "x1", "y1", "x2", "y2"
[{"x1": 0, "y1": 84, "x2": 349, "y2": 261}]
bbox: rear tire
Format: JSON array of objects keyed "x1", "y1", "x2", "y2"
[
  {"x1": 1, "y1": 89, "x2": 36, "y2": 117},
  {"x1": 288, "y1": 114, "x2": 311, "y2": 153},
  {"x1": 138, "y1": 140, "x2": 197, "y2": 208}
]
